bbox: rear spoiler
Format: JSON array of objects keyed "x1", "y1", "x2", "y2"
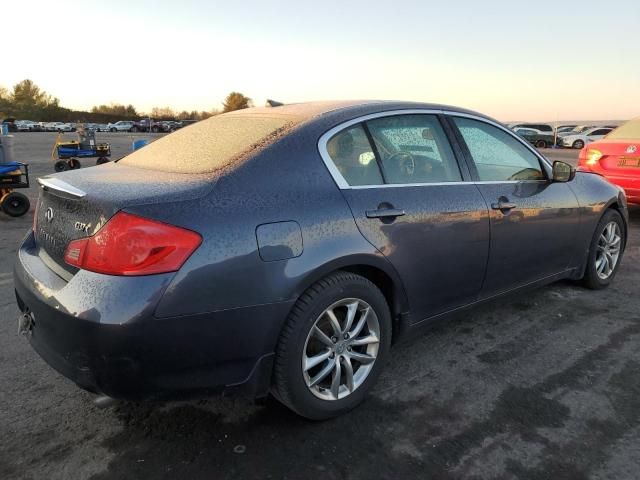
[{"x1": 37, "y1": 177, "x2": 86, "y2": 199}]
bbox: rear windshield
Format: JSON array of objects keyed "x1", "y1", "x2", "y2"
[
  {"x1": 606, "y1": 119, "x2": 640, "y2": 140},
  {"x1": 119, "y1": 114, "x2": 292, "y2": 173}
]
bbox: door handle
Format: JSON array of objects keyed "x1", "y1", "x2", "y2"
[
  {"x1": 491, "y1": 199, "x2": 517, "y2": 212},
  {"x1": 365, "y1": 208, "x2": 406, "y2": 219}
]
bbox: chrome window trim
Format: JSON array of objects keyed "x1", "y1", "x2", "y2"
[{"x1": 317, "y1": 109, "x2": 552, "y2": 190}]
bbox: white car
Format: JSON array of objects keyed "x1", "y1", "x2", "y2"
[
  {"x1": 557, "y1": 125, "x2": 595, "y2": 137},
  {"x1": 44, "y1": 122, "x2": 71, "y2": 132},
  {"x1": 14, "y1": 120, "x2": 33, "y2": 132},
  {"x1": 560, "y1": 127, "x2": 613, "y2": 149},
  {"x1": 107, "y1": 120, "x2": 135, "y2": 132},
  {"x1": 59, "y1": 123, "x2": 75, "y2": 132}
]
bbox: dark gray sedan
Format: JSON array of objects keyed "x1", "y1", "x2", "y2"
[{"x1": 13, "y1": 101, "x2": 628, "y2": 419}]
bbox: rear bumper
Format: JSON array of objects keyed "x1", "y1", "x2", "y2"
[
  {"x1": 601, "y1": 174, "x2": 640, "y2": 204},
  {"x1": 13, "y1": 232, "x2": 293, "y2": 400}
]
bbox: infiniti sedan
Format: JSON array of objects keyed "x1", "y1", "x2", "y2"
[{"x1": 14, "y1": 101, "x2": 628, "y2": 419}]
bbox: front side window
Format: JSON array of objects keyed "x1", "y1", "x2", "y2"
[
  {"x1": 326, "y1": 124, "x2": 383, "y2": 186},
  {"x1": 453, "y1": 117, "x2": 545, "y2": 182},
  {"x1": 366, "y1": 115, "x2": 462, "y2": 184}
]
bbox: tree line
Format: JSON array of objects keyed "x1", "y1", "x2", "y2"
[{"x1": 0, "y1": 79, "x2": 253, "y2": 123}]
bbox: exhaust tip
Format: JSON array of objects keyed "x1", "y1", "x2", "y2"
[{"x1": 94, "y1": 395, "x2": 118, "y2": 409}]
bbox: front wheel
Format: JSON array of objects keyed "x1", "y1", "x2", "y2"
[
  {"x1": 572, "y1": 140, "x2": 585, "y2": 149},
  {"x1": 110, "y1": 128, "x2": 117, "y2": 132},
  {"x1": 535, "y1": 140, "x2": 547, "y2": 148},
  {"x1": 582, "y1": 209, "x2": 625, "y2": 289},
  {"x1": 273, "y1": 271, "x2": 391, "y2": 419}
]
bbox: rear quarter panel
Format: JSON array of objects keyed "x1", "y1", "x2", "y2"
[{"x1": 131, "y1": 124, "x2": 405, "y2": 319}]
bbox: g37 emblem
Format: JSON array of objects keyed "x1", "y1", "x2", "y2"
[{"x1": 74, "y1": 221, "x2": 91, "y2": 233}]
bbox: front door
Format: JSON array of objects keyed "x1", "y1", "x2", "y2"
[
  {"x1": 321, "y1": 113, "x2": 490, "y2": 323},
  {"x1": 449, "y1": 116, "x2": 580, "y2": 298}
]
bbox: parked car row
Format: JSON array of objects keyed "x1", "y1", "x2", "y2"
[
  {"x1": 511, "y1": 122, "x2": 620, "y2": 149},
  {"x1": 4, "y1": 119, "x2": 195, "y2": 134},
  {"x1": 106, "y1": 119, "x2": 185, "y2": 133}
]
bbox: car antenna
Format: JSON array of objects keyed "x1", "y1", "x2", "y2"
[{"x1": 265, "y1": 99, "x2": 284, "y2": 107}]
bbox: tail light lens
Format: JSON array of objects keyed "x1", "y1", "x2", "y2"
[
  {"x1": 64, "y1": 212, "x2": 202, "y2": 276},
  {"x1": 578, "y1": 148, "x2": 603, "y2": 172},
  {"x1": 585, "y1": 149, "x2": 603, "y2": 165}
]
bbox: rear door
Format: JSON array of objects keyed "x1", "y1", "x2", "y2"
[
  {"x1": 447, "y1": 115, "x2": 580, "y2": 298},
  {"x1": 320, "y1": 112, "x2": 490, "y2": 323}
]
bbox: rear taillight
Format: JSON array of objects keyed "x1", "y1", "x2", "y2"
[
  {"x1": 578, "y1": 148, "x2": 603, "y2": 171},
  {"x1": 64, "y1": 212, "x2": 202, "y2": 276}
]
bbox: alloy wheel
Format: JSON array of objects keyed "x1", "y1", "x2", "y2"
[
  {"x1": 595, "y1": 221, "x2": 622, "y2": 280},
  {"x1": 302, "y1": 298, "x2": 380, "y2": 401}
]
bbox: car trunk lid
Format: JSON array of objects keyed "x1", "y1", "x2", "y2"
[
  {"x1": 591, "y1": 140, "x2": 640, "y2": 175},
  {"x1": 34, "y1": 162, "x2": 215, "y2": 278}
]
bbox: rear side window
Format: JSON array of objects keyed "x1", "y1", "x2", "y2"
[
  {"x1": 326, "y1": 124, "x2": 384, "y2": 186},
  {"x1": 365, "y1": 115, "x2": 462, "y2": 184},
  {"x1": 119, "y1": 115, "x2": 292, "y2": 173},
  {"x1": 453, "y1": 117, "x2": 545, "y2": 182}
]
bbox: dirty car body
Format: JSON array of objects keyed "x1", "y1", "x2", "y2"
[{"x1": 14, "y1": 101, "x2": 628, "y2": 416}]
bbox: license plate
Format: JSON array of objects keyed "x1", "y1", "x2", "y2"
[{"x1": 617, "y1": 157, "x2": 640, "y2": 167}]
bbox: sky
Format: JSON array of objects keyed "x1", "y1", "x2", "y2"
[{"x1": 2, "y1": 0, "x2": 639, "y2": 121}]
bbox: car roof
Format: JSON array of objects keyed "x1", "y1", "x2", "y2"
[{"x1": 224, "y1": 100, "x2": 495, "y2": 125}]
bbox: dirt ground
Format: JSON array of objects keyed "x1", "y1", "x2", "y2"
[{"x1": 1, "y1": 132, "x2": 639, "y2": 480}]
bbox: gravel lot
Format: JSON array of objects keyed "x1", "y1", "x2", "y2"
[{"x1": 1, "y1": 133, "x2": 639, "y2": 480}]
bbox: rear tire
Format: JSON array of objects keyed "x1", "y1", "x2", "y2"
[
  {"x1": 535, "y1": 140, "x2": 547, "y2": 148},
  {"x1": 68, "y1": 159, "x2": 81, "y2": 169},
  {"x1": 273, "y1": 271, "x2": 391, "y2": 420},
  {"x1": 54, "y1": 160, "x2": 69, "y2": 172},
  {"x1": 1, "y1": 192, "x2": 30, "y2": 217},
  {"x1": 96, "y1": 157, "x2": 110, "y2": 165},
  {"x1": 582, "y1": 209, "x2": 625, "y2": 289}
]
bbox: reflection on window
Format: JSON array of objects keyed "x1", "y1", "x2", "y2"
[
  {"x1": 453, "y1": 117, "x2": 545, "y2": 182},
  {"x1": 326, "y1": 125, "x2": 383, "y2": 186},
  {"x1": 366, "y1": 115, "x2": 462, "y2": 184}
]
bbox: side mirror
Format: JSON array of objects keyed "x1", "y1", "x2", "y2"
[{"x1": 552, "y1": 160, "x2": 576, "y2": 182}]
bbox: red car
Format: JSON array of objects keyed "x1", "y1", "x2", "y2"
[{"x1": 578, "y1": 118, "x2": 640, "y2": 204}]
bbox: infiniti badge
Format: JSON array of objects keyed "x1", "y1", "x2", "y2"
[
  {"x1": 45, "y1": 207, "x2": 54, "y2": 223},
  {"x1": 627, "y1": 145, "x2": 637, "y2": 154}
]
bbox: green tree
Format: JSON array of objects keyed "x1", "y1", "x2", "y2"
[
  {"x1": 151, "y1": 106, "x2": 176, "y2": 119},
  {"x1": 91, "y1": 103, "x2": 139, "y2": 118},
  {"x1": 222, "y1": 92, "x2": 252, "y2": 113},
  {"x1": 7, "y1": 79, "x2": 60, "y2": 119},
  {"x1": 0, "y1": 86, "x2": 9, "y2": 118}
]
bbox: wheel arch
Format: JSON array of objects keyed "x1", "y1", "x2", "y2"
[{"x1": 293, "y1": 254, "x2": 410, "y2": 340}]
